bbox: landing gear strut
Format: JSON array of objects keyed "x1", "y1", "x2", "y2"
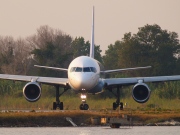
[
  {"x1": 109, "y1": 85, "x2": 123, "y2": 110},
  {"x1": 79, "y1": 94, "x2": 89, "y2": 110},
  {"x1": 53, "y1": 85, "x2": 68, "y2": 110}
]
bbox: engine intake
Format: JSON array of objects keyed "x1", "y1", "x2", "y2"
[
  {"x1": 132, "y1": 83, "x2": 151, "y2": 103},
  {"x1": 23, "y1": 82, "x2": 41, "y2": 102}
]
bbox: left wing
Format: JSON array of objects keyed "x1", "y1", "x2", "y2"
[
  {"x1": 0, "y1": 74, "x2": 68, "y2": 86},
  {"x1": 103, "y1": 75, "x2": 180, "y2": 86},
  {"x1": 101, "y1": 66, "x2": 151, "y2": 74}
]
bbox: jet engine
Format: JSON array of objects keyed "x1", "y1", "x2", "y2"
[
  {"x1": 23, "y1": 82, "x2": 41, "y2": 102},
  {"x1": 132, "y1": 82, "x2": 151, "y2": 103}
]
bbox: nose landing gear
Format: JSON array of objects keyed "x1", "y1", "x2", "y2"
[{"x1": 79, "y1": 94, "x2": 89, "y2": 110}]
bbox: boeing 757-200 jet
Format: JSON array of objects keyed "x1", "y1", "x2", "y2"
[{"x1": 0, "y1": 7, "x2": 180, "y2": 110}]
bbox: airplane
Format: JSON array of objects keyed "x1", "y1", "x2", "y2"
[{"x1": 1, "y1": 7, "x2": 180, "y2": 110}]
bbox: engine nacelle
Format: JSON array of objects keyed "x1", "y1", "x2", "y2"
[
  {"x1": 132, "y1": 83, "x2": 151, "y2": 103},
  {"x1": 23, "y1": 82, "x2": 41, "y2": 102}
]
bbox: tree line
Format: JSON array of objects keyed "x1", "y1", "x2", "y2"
[
  {"x1": 0, "y1": 24, "x2": 180, "y2": 99},
  {"x1": 103, "y1": 24, "x2": 180, "y2": 77},
  {"x1": 0, "y1": 25, "x2": 102, "y2": 77}
]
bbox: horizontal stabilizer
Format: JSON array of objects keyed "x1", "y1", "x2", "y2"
[
  {"x1": 34, "y1": 65, "x2": 68, "y2": 72},
  {"x1": 101, "y1": 66, "x2": 151, "y2": 74}
]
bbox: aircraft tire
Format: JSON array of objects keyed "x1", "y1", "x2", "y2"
[
  {"x1": 60, "y1": 102, "x2": 63, "y2": 110},
  {"x1": 83, "y1": 104, "x2": 89, "y2": 110},
  {"x1": 113, "y1": 102, "x2": 117, "y2": 110},
  {"x1": 79, "y1": 103, "x2": 89, "y2": 110},
  {"x1": 120, "y1": 102, "x2": 123, "y2": 110},
  {"x1": 53, "y1": 102, "x2": 63, "y2": 110},
  {"x1": 79, "y1": 104, "x2": 84, "y2": 110},
  {"x1": 53, "y1": 102, "x2": 57, "y2": 110}
]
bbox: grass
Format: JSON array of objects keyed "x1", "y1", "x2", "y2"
[
  {"x1": 1, "y1": 80, "x2": 180, "y2": 110},
  {"x1": 0, "y1": 93, "x2": 180, "y2": 110}
]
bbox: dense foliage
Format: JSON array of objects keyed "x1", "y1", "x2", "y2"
[{"x1": 103, "y1": 24, "x2": 180, "y2": 76}]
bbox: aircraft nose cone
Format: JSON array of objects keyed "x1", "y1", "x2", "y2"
[
  {"x1": 70, "y1": 73, "x2": 97, "y2": 90},
  {"x1": 76, "y1": 74, "x2": 90, "y2": 89}
]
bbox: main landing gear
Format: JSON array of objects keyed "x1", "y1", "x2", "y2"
[
  {"x1": 109, "y1": 85, "x2": 124, "y2": 110},
  {"x1": 79, "y1": 94, "x2": 89, "y2": 110},
  {"x1": 53, "y1": 85, "x2": 68, "y2": 110}
]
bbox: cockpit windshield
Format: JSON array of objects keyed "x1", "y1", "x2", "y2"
[
  {"x1": 83, "y1": 67, "x2": 91, "y2": 72},
  {"x1": 75, "y1": 67, "x2": 82, "y2": 72},
  {"x1": 70, "y1": 67, "x2": 97, "y2": 73}
]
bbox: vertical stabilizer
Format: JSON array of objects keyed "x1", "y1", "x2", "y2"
[{"x1": 90, "y1": 6, "x2": 94, "y2": 58}]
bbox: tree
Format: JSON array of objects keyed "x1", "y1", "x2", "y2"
[
  {"x1": 133, "y1": 24, "x2": 180, "y2": 75},
  {"x1": 71, "y1": 37, "x2": 89, "y2": 58},
  {"x1": 103, "y1": 40, "x2": 122, "y2": 70},
  {"x1": 30, "y1": 25, "x2": 73, "y2": 77},
  {"x1": 71, "y1": 37, "x2": 102, "y2": 62},
  {"x1": 118, "y1": 32, "x2": 152, "y2": 76},
  {"x1": 116, "y1": 24, "x2": 180, "y2": 76},
  {"x1": 0, "y1": 36, "x2": 32, "y2": 75}
]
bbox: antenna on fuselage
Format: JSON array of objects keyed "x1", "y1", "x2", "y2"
[{"x1": 90, "y1": 6, "x2": 94, "y2": 58}]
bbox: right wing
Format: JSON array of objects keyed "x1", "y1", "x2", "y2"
[
  {"x1": 34, "y1": 65, "x2": 68, "y2": 72},
  {"x1": 0, "y1": 74, "x2": 68, "y2": 86}
]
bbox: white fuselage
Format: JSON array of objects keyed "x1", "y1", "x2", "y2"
[{"x1": 68, "y1": 56, "x2": 100, "y2": 92}]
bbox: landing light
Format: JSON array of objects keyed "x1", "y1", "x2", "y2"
[
  {"x1": 82, "y1": 99, "x2": 86, "y2": 102},
  {"x1": 81, "y1": 94, "x2": 86, "y2": 99}
]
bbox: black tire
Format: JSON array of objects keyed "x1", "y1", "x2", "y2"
[
  {"x1": 60, "y1": 102, "x2": 63, "y2": 110},
  {"x1": 53, "y1": 102, "x2": 57, "y2": 110},
  {"x1": 79, "y1": 104, "x2": 84, "y2": 110},
  {"x1": 83, "y1": 104, "x2": 89, "y2": 110},
  {"x1": 120, "y1": 102, "x2": 123, "y2": 110},
  {"x1": 79, "y1": 104, "x2": 89, "y2": 110},
  {"x1": 113, "y1": 102, "x2": 117, "y2": 110}
]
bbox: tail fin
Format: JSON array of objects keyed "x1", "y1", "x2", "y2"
[{"x1": 90, "y1": 6, "x2": 94, "y2": 58}]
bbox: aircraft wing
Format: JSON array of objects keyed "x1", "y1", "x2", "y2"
[
  {"x1": 34, "y1": 65, "x2": 68, "y2": 72},
  {"x1": 101, "y1": 66, "x2": 151, "y2": 74},
  {"x1": 103, "y1": 75, "x2": 180, "y2": 86},
  {"x1": 0, "y1": 74, "x2": 68, "y2": 86}
]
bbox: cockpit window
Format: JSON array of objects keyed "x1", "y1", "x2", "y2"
[
  {"x1": 90, "y1": 67, "x2": 97, "y2": 73},
  {"x1": 75, "y1": 67, "x2": 82, "y2": 72},
  {"x1": 70, "y1": 67, "x2": 97, "y2": 73},
  {"x1": 83, "y1": 67, "x2": 91, "y2": 72},
  {"x1": 70, "y1": 67, "x2": 76, "y2": 72}
]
